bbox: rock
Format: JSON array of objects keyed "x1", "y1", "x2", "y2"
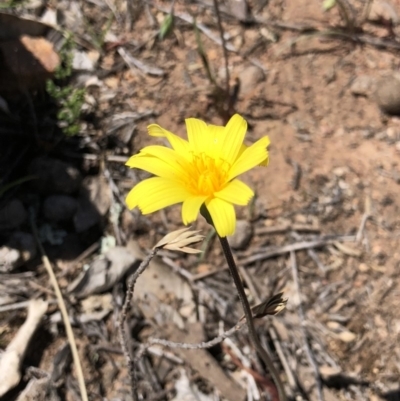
[
  {"x1": 229, "y1": 220, "x2": 253, "y2": 249},
  {"x1": 350, "y1": 75, "x2": 374, "y2": 97},
  {"x1": 227, "y1": 0, "x2": 251, "y2": 22},
  {"x1": 29, "y1": 157, "x2": 82, "y2": 195},
  {"x1": 238, "y1": 65, "x2": 265, "y2": 96},
  {"x1": 73, "y1": 175, "x2": 111, "y2": 232},
  {"x1": 43, "y1": 195, "x2": 78, "y2": 222},
  {"x1": 0, "y1": 247, "x2": 20, "y2": 273},
  {"x1": 0, "y1": 199, "x2": 27, "y2": 231},
  {"x1": 374, "y1": 74, "x2": 400, "y2": 115},
  {"x1": 68, "y1": 244, "x2": 143, "y2": 298},
  {"x1": 0, "y1": 231, "x2": 36, "y2": 272},
  {"x1": 9, "y1": 231, "x2": 36, "y2": 261},
  {"x1": 368, "y1": 0, "x2": 399, "y2": 25},
  {"x1": 338, "y1": 330, "x2": 357, "y2": 343},
  {"x1": 72, "y1": 50, "x2": 99, "y2": 71},
  {"x1": 0, "y1": 36, "x2": 60, "y2": 93}
]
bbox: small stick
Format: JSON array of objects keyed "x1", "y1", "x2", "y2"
[
  {"x1": 240, "y1": 236, "x2": 355, "y2": 265},
  {"x1": 146, "y1": 321, "x2": 245, "y2": 350},
  {"x1": 213, "y1": 0, "x2": 230, "y2": 97},
  {"x1": 0, "y1": 299, "x2": 48, "y2": 396},
  {"x1": 268, "y1": 326, "x2": 297, "y2": 395},
  {"x1": 29, "y1": 210, "x2": 88, "y2": 401},
  {"x1": 118, "y1": 248, "x2": 159, "y2": 401},
  {"x1": 290, "y1": 251, "x2": 324, "y2": 401},
  {"x1": 238, "y1": 265, "x2": 296, "y2": 397}
]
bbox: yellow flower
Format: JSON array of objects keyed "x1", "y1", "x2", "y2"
[{"x1": 125, "y1": 114, "x2": 270, "y2": 237}]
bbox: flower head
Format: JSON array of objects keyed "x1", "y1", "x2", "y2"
[{"x1": 126, "y1": 114, "x2": 270, "y2": 237}]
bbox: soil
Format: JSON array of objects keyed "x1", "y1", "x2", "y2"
[{"x1": 1, "y1": 1, "x2": 400, "y2": 401}]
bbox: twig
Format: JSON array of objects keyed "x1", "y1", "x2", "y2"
[
  {"x1": 240, "y1": 236, "x2": 355, "y2": 265},
  {"x1": 135, "y1": 320, "x2": 246, "y2": 364},
  {"x1": 289, "y1": 251, "x2": 324, "y2": 401},
  {"x1": 356, "y1": 212, "x2": 371, "y2": 243},
  {"x1": 118, "y1": 47, "x2": 165, "y2": 76},
  {"x1": 0, "y1": 299, "x2": 58, "y2": 313},
  {"x1": 213, "y1": 0, "x2": 230, "y2": 96},
  {"x1": 153, "y1": 4, "x2": 236, "y2": 51},
  {"x1": 118, "y1": 248, "x2": 159, "y2": 401},
  {"x1": 290, "y1": 232, "x2": 327, "y2": 272},
  {"x1": 29, "y1": 210, "x2": 88, "y2": 401},
  {"x1": 0, "y1": 299, "x2": 48, "y2": 397},
  {"x1": 222, "y1": 337, "x2": 260, "y2": 400},
  {"x1": 255, "y1": 223, "x2": 321, "y2": 235},
  {"x1": 238, "y1": 265, "x2": 296, "y2": 397},
  {"x1": 269, "y1": 325, "x2": 297, "y2": 395},
  {"x1": 238, "y1": 266, "x2": 294, "y2": 399}
]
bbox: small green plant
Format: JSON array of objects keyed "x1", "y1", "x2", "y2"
[
  {"x1": 46, "y1": 33, "x2": 85, "y2": 136},
  {"x1": 0, "y1": 0, "x2": 25, "y2": 9}
]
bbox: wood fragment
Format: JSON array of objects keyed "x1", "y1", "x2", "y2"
[
  {"x1": 0, "y1": 299, "x2": 48, "y2": 397},
  {"x1": 118, "y1": 47, "x2": 165, "y2": 76},
  {"x1": 289, "y1": 252, "x2": 325, "y2": 401}
]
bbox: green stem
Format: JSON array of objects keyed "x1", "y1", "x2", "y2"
[{"x1": 218, "y1": 236, "x2": 287, "y2": 401}]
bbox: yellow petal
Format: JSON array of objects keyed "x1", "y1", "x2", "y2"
[
  {"x1": 148, "y1": 124, "x2": 190, "y2": 155},
  {"x1": 228, "y1": 136, "x2": 270, "y2": 180},
  {"x1": 126, "y1": 146, "x2": 189, "y2": 179},
  {"x1": 220, "y1": 114, "x2": 247, "y2": 164},
  {"x1": 182, "y1": 195, "x2": 208, "y2": 225},
  {"x1": 126, "y1": 177, "x2": 190, "y2": 213},
  {"x1": 126, "y1": 155, "x2": 184, "y2": 181},
  {"x1": 236, "y1": 143, "x2": 269, "y2": 166},
  {"x1": 205, "y1": 198, "x2": 236, "y2": 237},
  {"x1": 185, "y1": 118, "x2": 209, "y2": 153},
  {"x1": 205, "y1": 124, "x2": 225, "y2": 159},
  {"x1": 214, "y1": 179, "x2": 254, "y2": 205}
]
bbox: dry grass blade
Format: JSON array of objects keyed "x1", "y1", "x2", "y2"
[
  {"x1": 29, "y1": 210, "x2": 88, "y2": 401},
  {"x1": 154, "y1": 227, "x2": 204, "y2": 254}
]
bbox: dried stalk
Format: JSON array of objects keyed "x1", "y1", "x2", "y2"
[
  {"x1": 219, "y1": 236, "x2": 287, "y2": 401},
  {"x1": 29, "y1": 210, "x2": 88, "y2": 401},
  {"x1": 118, "y1": 248, "x2": 159, "y2": 401}
]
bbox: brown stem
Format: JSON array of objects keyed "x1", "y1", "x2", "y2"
[
  {"x1": 218, "y1": 236, "x2": 287, "y2": 401},
  {"x1": 213, "y1": 0, "x2": 230, "y2": 97},
  {"x1": 118, "y1": 248, "x2": 159, "y2": 401}
]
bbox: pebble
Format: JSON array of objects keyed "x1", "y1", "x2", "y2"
[
  {"x1": 0, "y1": 231, "x2": 36, "y2": 272},
  {"x1": 43, "y1": 195, "x2": 78, "y2": 222},
  {"x1": 368, "y1": 0, "x2": 399, "y2": 25},
  {"x1": 73, "y1": 175, "x2": 111, "y2": 232},
  {"x1": 238, "y1": 65, "x2": 265, "y2": 96},
  {"x1": 229, "y1": 220, "x2": 253, "y2": 249},
  {"x1": 350, "y1": 75, "x2": 374, "y2": 97},
  {"x1": 29, "y1": 157, "x2": 82, "y2": 195},
  {"x1": 0, "y1": 199, "x2": 27, "y2": 231},
  {"x1": 374, "y1": 74, "x2": 400, "y2": 115},
  {"x1": 338, "y1": 330, "x2": 357, "y2": 343}
]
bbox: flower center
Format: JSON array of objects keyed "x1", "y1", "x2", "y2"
[{"x1": 187, "y1": 153, "x2": 230, "y2": 196}]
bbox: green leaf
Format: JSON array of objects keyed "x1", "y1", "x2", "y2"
[{"x1": 159, "y1": 14, "x2": 174, "y2": 40}]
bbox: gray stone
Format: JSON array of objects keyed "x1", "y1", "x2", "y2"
[
  {"x1": 0, "y1": 199, "x2": 27, "y2": 231},
  {"x1": 229, "y1": 220, "x2": 253, "y2": 249},
  {"x1": 0, "y1": 231, "x2": 36, "y2": 272},
  {"x1": 43, "y1": 195, "x2": 78, "y2": 222},
  {"x1": 73, "y1": 175, "x2": 111, "y2": 232},
  {"x1": 29, "y1": 157, "x2": 82, "y2": 194},
  {"x1": 350, "y1": 75, "x2": 374, "y2": 97},
  {"x1": 375, "y1": 74, "x2": 400, "y2": 115},
  {"x1": 239, "y1": 66, "x2": 265, "y2": 96}
]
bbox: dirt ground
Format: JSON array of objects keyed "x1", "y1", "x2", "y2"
[{"x1": 1, "y1": 0, "x2": 400, "y2": 400}]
